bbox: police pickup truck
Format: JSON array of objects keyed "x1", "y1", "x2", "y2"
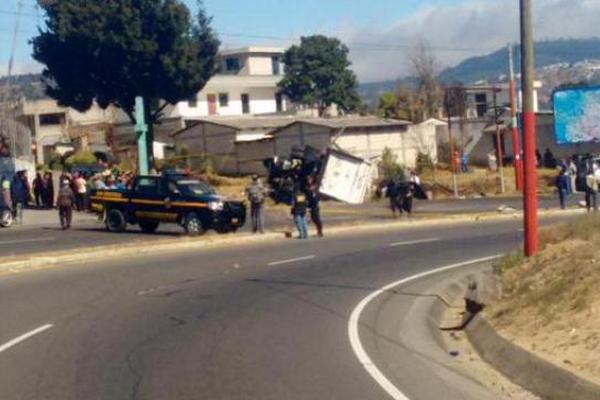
[{"x1": 90, "y1": 174, "x2": 246, "y2": 236}]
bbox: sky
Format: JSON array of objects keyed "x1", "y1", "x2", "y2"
[{"x1": 1, "y1": 0, "x2": 600, "y2": 83}]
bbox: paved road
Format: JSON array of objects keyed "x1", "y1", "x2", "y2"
[
  {"x1": 0, "y1": 216, "x2": 560, "y2": 399},
  {"x1": 0, "y1": 193, "x2": 580, "y2": 259}
]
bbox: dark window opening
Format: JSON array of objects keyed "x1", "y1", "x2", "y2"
[
  {"x1": 219, "y1": 93, "x2": 229, "y2": 107},
  {"x1": 241, "y1": 94, "x2": 250, "y2": 114},
  {"x1": 272, "y1": 56, "x2": 281, "y2": 75},
  {"x1": 474, "y1": 93, "x2": 488, "y2": 117},
  {"x1": 275, "y1": 93, "x2": 284, "y2": 112},
  {"x1": 188, "y1": 94, "x2": 198, "y2": 108},
  {"x1": 39, "y1": 113, "x2": 65, "y2": 126},
  {"x1": 226, "y1": 57, "x2": 241, "y2": 72}
]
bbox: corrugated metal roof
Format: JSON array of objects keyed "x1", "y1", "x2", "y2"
[{"x1": 295, "y1": 117, "x2": 411, "y2": 129}]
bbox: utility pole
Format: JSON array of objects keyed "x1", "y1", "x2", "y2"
[
  {"x1": 520, "y1": 0, "x2": 539, "y2": 256},
  {"x1": 508, "y1": 43, "x2": 524, "y2": 191},
  {"x1": 2, "y1": 0, "x2": 24, "y2": 158},
  {"x1": 445, "y1": 88, "x2": 459, "y2": 198},
  {"x1": 492, "y1": 87, "x2": 506, "y2": 193},
  {"x1": 135, "y1": 96, "x2": 149, "y2": 175}
]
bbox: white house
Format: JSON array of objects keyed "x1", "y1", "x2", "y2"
[{"x1": 167, "y1": 46, "x2": 287, "y2": 119}]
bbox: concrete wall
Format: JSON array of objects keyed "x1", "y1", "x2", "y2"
[
  {"x1": 176, "y1": 86, "x2": 284, "y2": 118},
  {"x1": 235, "y1": 140, "x2": 275, "y2": 175},
  {"x1": 173, "y1": 123, "x2": 238, "y2": 174}
]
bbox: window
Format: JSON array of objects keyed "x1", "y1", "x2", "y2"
[
  {"x1": 241, "y1": 94, "x2": 250, "y2": 114},
  {"x1": 187, "y1": 94, "x2": 198, "y2": 108},
  {"x1": 218, "y1": 93, "x2": 229, "y2": 107},
  {"x1": 275, "y1": 93, "x2": 284, "y2": 112},
  {"x1": 272, "y1": 56, "x2": 281, "y2": 75},
  {"x1": 474, "y1": 93, "x2": 488, "y2": 117},
  {"x1": 135, "y1": 178, "x2": 159, "y2": 195},
  {"x1": 39, "y1": 113, "x2": 64, "y2": 126},
  {"x1": 226, "y1": 57, "x2": 241, "y2": 72}
]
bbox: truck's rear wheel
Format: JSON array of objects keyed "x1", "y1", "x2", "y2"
[
  {"x1": 139, "y1": 220, "x2": 160, "y2": 233},
  {"x1": 184, "y1": 213, "x2": 206, "y2": 237},
  {"x1": 106, "y1": 209, "x2": 127, "y2": 233}
]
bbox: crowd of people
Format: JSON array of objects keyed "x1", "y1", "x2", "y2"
[
  {"x1": 0, "y1": 167, "x2": 139, "y2": 228},
  {"x1": 555, "y1": 156, "x2": 600, "y2": 212}
]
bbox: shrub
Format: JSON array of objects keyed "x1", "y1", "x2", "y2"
[
  {"x1": 65, "y1": 151, "x2": 98, "y2": 171},
  {"x1": 379, "y1": 147, "x2": 404, "y2": 181}
]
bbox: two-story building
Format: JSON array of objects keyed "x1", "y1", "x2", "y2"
[{"x1": 167, "y1": 46, "x2": 287, "y2": 119}]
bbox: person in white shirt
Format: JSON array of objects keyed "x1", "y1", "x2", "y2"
[{"x1": 409, "y1": 170, "x2": 421, "y2": 185}]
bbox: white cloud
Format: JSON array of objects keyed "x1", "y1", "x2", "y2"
[{"x1": 344, "y1": 0, "x2": 600, "y2": 83}]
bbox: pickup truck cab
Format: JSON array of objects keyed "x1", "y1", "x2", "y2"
[{"x1": 90, "y1": 174, "x2": 246, "y2": 236}]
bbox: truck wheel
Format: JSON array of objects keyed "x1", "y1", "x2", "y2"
[
  {"x1": 0, "y1": 210, "x2": 13, "y2": 228},
  {"x1": 106, "y1": 209, "x2": 127, "y2": 233},
  {"x1": 184, "y1": 213, "x2": 206, "y2": 237},
  {"x1": 139, "y1": 220, "x2": 159, "y2": 234}
]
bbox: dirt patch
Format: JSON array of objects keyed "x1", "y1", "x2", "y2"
[
  {"x1": 488, "y1": 215, "x2": 600, "y2": 385},
  {"x1": 420, "y1": 167, "x2": 556, "y2": 199}
]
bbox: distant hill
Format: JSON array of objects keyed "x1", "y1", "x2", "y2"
[
  {"x1": 438, "y1": 38, "x2": 600, "y2": 84},
  {"x1": 359, "y1": 38, "x2": 600, "y2": 107}
]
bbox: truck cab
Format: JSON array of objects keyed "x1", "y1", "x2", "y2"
[{"x1": 90, "y1": 174, "x2": 246, "y2": 236}]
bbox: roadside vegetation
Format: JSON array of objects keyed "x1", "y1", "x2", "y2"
[{"x1": 489, "y1": 215, "x2": 600, "y2": 385}]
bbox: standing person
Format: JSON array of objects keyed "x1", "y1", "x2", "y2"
[
  {"x1": 585, "y1": 166, "x2": 598, "y2": 212},
  {"x1": 488, "y1": 151, "x2": 498, "y2": 171},
  {"x1": 409, "y1": 170, "x2": 421, "y2": 185},
  {"x1": 306, "y1": 176, "x2": 323, "y2": 237},
  {"x1": 461, "y1": 152, "x2": 469, "y2": 173},
  {"x1": 57, "y1": 179, "x2": 76, "y2": 230},
  {"x1": 291, "y1": 187, "x2": 309, "y2": 239},
  {"x1": 33, "y1": 173, "x2": 44, "y2": 208},
  {"x1": 555, "y1": 167, "x2": 569, "y2": 210},
  {"x1": 385, "y1": 178, "x2": 401, "y2": 218},
  {"x1": 73, "y1": 173, "x2": 88, "y2": 211},
  {"x1": 44, "y1": 172, "x2": 55, "y2": 208},
  {"x1": 246, "y1": 175, "x2": 266, "y2": 234},
  {"x1": 11, "y1": 171, "x2": 27, "y2": 224},
  {"x1": 568, "y1": 158, "x2": 578, "y2": 193}
]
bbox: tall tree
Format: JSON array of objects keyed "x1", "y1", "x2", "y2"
[
  {"x1": 410, "y1": 40, "x2": 442, "y2": 122},
  {"x1": 32, "y1": 0, "x2": 219, "y2": 166},
  {"x1": 279, "y1": 35, "x2": 360, "y2": 116}
]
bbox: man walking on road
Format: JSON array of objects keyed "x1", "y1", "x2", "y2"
[
  {"x1": 555, "y1": 167, "x2": 569, "y2": 210},
  {"x1": 246, "y1": 175, "x2": 266, "y2": 234},
  {"x1": 57, "y1": 180, "x2": 76, "y2": 230},
  {"x1": 10, "y1": 171, "x2": 28, "y2": 224}
]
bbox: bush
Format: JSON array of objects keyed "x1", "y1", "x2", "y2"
[
  {"x1": 65, "y1": 151, "x2": 98, "y2": 171},
  {"x1": 416, "y1": 152, "x2": 434, "y2": 174},
  {"x1": 379, "y1": 147, "x2": 405, "y2": 181},
  {"x1": 48, "y1": 151, "x2": 64, "y2": 171}
]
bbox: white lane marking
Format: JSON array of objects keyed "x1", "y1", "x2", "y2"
[
  {"x1": 0, "y1": 237, "x2": 56, "y2": 246},
  {"x1": 0, "y1": 324, "x2": 54, "y2": 354},
  {"x1": 389, "y1": 238, "x2": 440, "y2": 247},
  {"x1": 348, "y1": 255, "x2": 502, "y2": 400},
  {"x1": 268, "y1": 255, "x2": 316, "y2": 266}
]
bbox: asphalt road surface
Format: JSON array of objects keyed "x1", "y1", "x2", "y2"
[
  {"x1": 0, "y1": 193, "x2": 581, "y2": 259},
  {"x1": 0, "y1": 216, "x2": 567, "y2": 399}
]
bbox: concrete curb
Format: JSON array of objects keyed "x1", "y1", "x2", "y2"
[
  {"x1": 466, "y1": 315, "x2": 600, "y2": 400},
  {"x1": 0, "y1": 206, "x2": 584, "y2": 276}
]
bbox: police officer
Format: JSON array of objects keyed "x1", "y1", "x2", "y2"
[
  {"x1": 306, "y1": 176, "x2": 323, "y2": 237},
  {"x1": 246, "y1": 175, "x2": 266, "y2": 234}
]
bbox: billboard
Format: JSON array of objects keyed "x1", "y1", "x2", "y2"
[{"x1": 554, "y1": 87, "x2": 600, "y2": 144}]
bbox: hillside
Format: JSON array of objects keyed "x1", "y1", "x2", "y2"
[
  {"x1": 0, "y1": 73, "x2": 47, "y2": 101},
  {"x1": 360, "y1": 38, "x2": 600, "y2": 107},
  {"x1": 438, "y1": 38, "x2": 600, "y2": 84}
]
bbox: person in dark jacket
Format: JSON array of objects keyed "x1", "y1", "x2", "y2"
[
  {"x1": 306, "y1": 176, "x2": 323, "y2": 237},
  {"x1": 555, "y1": 167, "x2": 569, "y2": 210},
  {"x1": 57, "y1": 179, "x2": 76, "y2": 229},
  {"x1": 43, "y1": 172, "x2": 54, "y2": 208},
  {"x1": 33, "y1": 173, "x2": 44, "y2": 208},
  {"x1": 291, "y1": 188, "x2": 309, "y2": 239},
  {"x1": 10, "y1": 171, "x2": 27, "y2": 224},
  {"x1": 386, "y1": 178, "x2": 401, "y2": 218}
]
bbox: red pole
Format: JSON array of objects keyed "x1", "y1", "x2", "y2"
[
  {"x1": 508, "y1": 43, "x2": 524, "y2": 191},
  {"x1": 520, "y1": 0, "x2": 538, "y2": 256}
]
